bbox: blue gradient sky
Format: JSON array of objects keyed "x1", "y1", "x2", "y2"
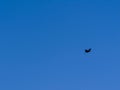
[{"x1": 0, "y1": 0, "x2": 120, "y2": 90}]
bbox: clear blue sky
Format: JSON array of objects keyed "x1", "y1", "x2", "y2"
[{"x1": 0, "y1": 0, "x2": 120, "y2": 90}]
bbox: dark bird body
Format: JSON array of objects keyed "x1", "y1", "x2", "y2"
[{"x1": 85, "y1": 48, "x2": 91, "y2": 53}]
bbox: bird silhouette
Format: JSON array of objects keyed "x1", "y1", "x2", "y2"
[{"x1": 85, "y1": 48, "x2": 91, "y2": 53}]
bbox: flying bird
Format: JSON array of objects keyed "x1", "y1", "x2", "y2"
[{"x1": 85, "y1": 48, "x2": 91, "y2": 53}]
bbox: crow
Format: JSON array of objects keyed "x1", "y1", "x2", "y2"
[{"x1": 85, "y1": 48, "x2": 91, "y2": 53}]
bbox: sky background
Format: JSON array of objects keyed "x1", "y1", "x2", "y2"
[{"x1": 0, "y1": 0, "x2": 120, "y2": 90}]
